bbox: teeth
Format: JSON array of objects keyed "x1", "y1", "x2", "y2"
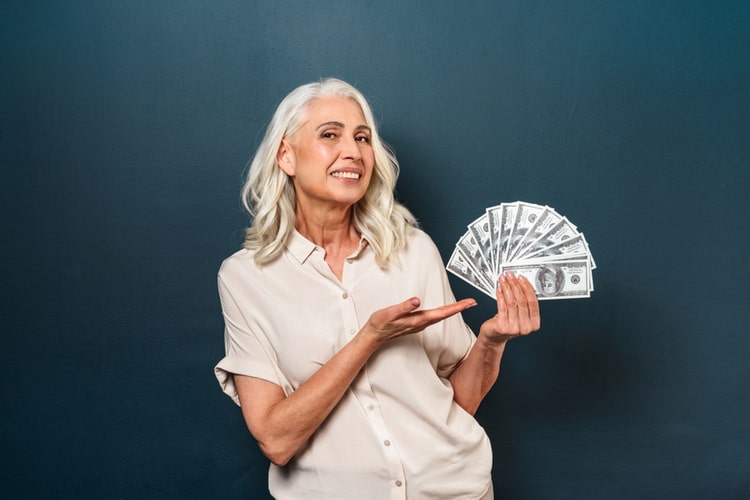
[{"x1": 331, "y1": 171, "x2": 361, "y2": 179}]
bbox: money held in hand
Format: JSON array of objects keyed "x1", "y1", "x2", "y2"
[
  {"x1": 447, "y1": 201, "x2": 596, "y2": 300},
  {"x1": 500, "y1": 260, "x2": 591, "y2": 299}
]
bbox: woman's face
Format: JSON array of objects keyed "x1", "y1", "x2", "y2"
[{"x1": 277, "y1": 95, "x2": 375, "y2": 214}]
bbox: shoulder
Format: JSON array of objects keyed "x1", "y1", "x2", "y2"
[
  {"x1": 218, "y1": 248, "x2": 260, "y2": 282},
  {"x1": 401, "y1": 227, "x2": 444, "y2": 265},
  {"x1": 405, "y1": 227, "x2": 440, "y2": 252}
]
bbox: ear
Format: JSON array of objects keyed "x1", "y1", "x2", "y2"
[{"x1": 276, "y1": 139, "x2": 295, "y2": 176}]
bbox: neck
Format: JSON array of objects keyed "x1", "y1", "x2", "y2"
[{"x1": 294, "y1": 203, "x2": 359, "y2": 250}]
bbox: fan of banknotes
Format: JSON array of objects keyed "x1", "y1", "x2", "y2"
[{"x1": 447, "y1": 201, "x2": 595, "y2": 300}]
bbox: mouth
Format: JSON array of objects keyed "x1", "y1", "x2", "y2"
[{"x1": 330, "y1": 171, "x2": 362, "y2": 180}]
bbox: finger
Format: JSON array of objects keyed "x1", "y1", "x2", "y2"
[
  {"x1": 410, "y1": 298, "x2": 477, "y2": 329},
  {"x1": 500, "y1": 273, "x2": 519, "y2": 330},
  {"x1": 397, "y1": 297, "x2": 422, "y2": 317},
  {"x1": 508, "y1": 273, "x2": 534, "y2": 333},
  {"x1": 495, "y1": 275, "x2": 509, "y2": 326},
  {"x1": 427, "y1": 298, "x2": 477, "y2": 321},
  {"x1": 452, "y1": 298, "x2": 479, "y2": 312},
  {"x1": 518, "y1": 275, "x2": 541, "y2": 331},
  {"x1": 374, "y1": 297, "x2": 421, "y2": 325}
]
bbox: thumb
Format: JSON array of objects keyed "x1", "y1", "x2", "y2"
[{"x1": 400, "y1": 297, "x2": 421, "y2": 314}]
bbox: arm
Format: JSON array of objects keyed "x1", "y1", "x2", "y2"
[
  {"x1": 236, "y1": 296, "x2": 477, "y2": 466},
  {"x1": 449, "y1": 272, "x2": 540, "y2": 415}
]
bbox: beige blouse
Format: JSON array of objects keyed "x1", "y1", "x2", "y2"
[{"x1": 215, "y1": 228, "x2": 492, "y2": 499}]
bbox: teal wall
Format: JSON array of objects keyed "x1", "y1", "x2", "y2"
[{"x1": 2, "y1": 1, "x2": 749, "y2": 498}]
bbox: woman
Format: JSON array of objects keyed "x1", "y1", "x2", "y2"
[{"x1": 215, "y1": 78, "x2": 540, "y2": 499}]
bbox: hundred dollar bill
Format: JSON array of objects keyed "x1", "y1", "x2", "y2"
[
  {"x1": 523, "y1": 233, "x2": 590, "y2": 262},
  {"x1": 505, "y1": 202, "x2": 547, "y2": 264},
  {"x1": 455, "y1": 229, "x2": 495, "y2": 289},
  {"x1": 508, "y1": 207, "x2": 566, "y2": 261},
  {"x1": 447, "y1": 246, "x2": 495, "y2": 298},
  {"x1": 467, "y1": 213, "x2": 494, "y2": 273},
  {"x1": 516, "y1": 216, "x2": 579, "y2": 261},
  {"x1": 485, "y1": 203, "x2": 505, "y2": 273},
  {"x1": 500, "y1": 259, "x2": 591, "y2": 300},
  {"x1": 492, "y1": 202, "x2": 518, "y2": 273}
]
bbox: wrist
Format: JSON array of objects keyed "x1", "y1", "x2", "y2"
[
  {"x1": 478, "y1": 325, "x2": 512, "y2": 349},
  {"x1": 352, "y1": 325, "x2": 384, "y2": 353}
]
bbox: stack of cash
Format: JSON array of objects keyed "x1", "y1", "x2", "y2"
[{"x1": 447, "y1": 201, "x2": 595, "y2": 300}]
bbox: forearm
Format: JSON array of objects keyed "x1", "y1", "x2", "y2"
[
  {"x1": 450, "y1": 272, "x2": 541, "y2": 414},
  {"x1": 449, "y1": 331, "x2": 508, "y2": 415},
  {"x1": 241, "y1": 329, "x2": 381, "y2": 466},
  {"x1": 239, "y1": 296, "x2": 478, "y2": 465}
]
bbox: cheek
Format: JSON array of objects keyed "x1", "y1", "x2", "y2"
[
  {"x1": 363, "y1": 149, "x2": 376, "y2": 171},
  {"x1": 294, "y1": 147, "x2": 335, "y2": 175}
]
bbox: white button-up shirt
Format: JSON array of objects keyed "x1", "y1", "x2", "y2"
[{"x1": 215, "y1": 229, "x2": 492, "y2": 499}]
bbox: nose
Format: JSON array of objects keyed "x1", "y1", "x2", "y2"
[{"x1": 340, "y1": 135, "x2": 363, "y2": 161}]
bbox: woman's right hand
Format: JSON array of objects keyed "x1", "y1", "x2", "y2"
[{"x1": 362, "y1": 297, "x2": 477, "y2": 345}]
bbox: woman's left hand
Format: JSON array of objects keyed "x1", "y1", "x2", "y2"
[{"x1": 480, "y1": 272, "x2": 541, "y2": 343}]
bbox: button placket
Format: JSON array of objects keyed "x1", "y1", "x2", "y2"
[
  {"x1": 351, "y1": 373, "x2": 406, "y2": 497},
  {"x1": 339, "y1": 255, "x2": 361, "y2": 337}
]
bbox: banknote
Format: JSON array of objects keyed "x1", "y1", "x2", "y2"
[
  {"x1": 505, "y1": 202, "x2": 548, "y2": 264},
  {"x1": 467, "y1": 213, "x2": 494, "y2": 273},
  {"x1": 524, "y1": 233, "x2": 592, "y2": 263},
  {"x1": 448, "y1": 201, "x2": 595, "y2": 300},
  {"x1": 455, "y1": 227, "x2": 495, "y2": 287},
  {"x1": 494, "y1": 203, "x2": 517, "y2": 275},
  {"x1": 508, "y1": 209, "x2": 567, "y2": 261},
  {"x1": 446, "y1": 246, "x2": 495, "y2": 298},
  {"x1": 514, "y1": 217, "x2": 579, "y2": 260},
  {"x1": 485, "y1": 203, "x2": 505, "y2": 269},
  {"x1": 499, "y1": 259, "x2": 591, "y2": 300}
]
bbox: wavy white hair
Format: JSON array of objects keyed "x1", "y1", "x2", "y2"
[{"x1": 241, "y1": 78, "x2": 417, "y2": 267}]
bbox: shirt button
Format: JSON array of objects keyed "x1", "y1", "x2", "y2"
[
  {"x1": 384, "y1": 440, "x2": 391, "y2": 446},
  {"x1": 342, "y1": 292, "x2": 348, "y2": 299},
  {"x1": 395, "y1": 480, "x2": 403, "y2": 487}
]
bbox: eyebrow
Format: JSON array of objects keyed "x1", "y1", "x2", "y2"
[{"x1": 315, "y1": 121, "x2": 371, "y2": 133}]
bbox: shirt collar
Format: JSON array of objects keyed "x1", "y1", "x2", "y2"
[
  {"x1": 287, "y1": 230, "x2": 318, "y2": 264},
  {"x1": 287, "y1": 230, "x2": 369, "y2": 265}
]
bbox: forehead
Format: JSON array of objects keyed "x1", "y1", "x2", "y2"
[{"x1": 303, "y1": 95, "x2": 367, "y2": 125}]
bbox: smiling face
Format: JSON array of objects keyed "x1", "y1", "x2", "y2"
[{"x1": 277, "y1": 95, "x2": 375, "y2": 217}]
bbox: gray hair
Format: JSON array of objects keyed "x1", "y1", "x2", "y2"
[{"x1": 241, "y1": 78, "x2": 416, "y2": 266}]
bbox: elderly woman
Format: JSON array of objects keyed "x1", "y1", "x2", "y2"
[{"x1": 215, "y1": 78, "x2": 540, "y2": 499}]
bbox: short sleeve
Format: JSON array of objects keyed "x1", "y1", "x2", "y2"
[
  {"x1": 412, "y1": 231, "x2": 477, "y2": 378},
  {"x1": 214, "y1": 272, "x2": 292, "y2": 406}
]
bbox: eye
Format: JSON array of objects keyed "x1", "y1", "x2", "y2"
[
  {"x1": 321, "y1": 131, "x2": 338, "y2": 139},
  {"x1": 355, "y1": 134, "x2": 371, "y2": 143}
]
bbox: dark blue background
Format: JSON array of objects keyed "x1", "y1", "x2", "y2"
[{"x1": 3, "y1": 1, "x2": 749, "y2": 498}]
